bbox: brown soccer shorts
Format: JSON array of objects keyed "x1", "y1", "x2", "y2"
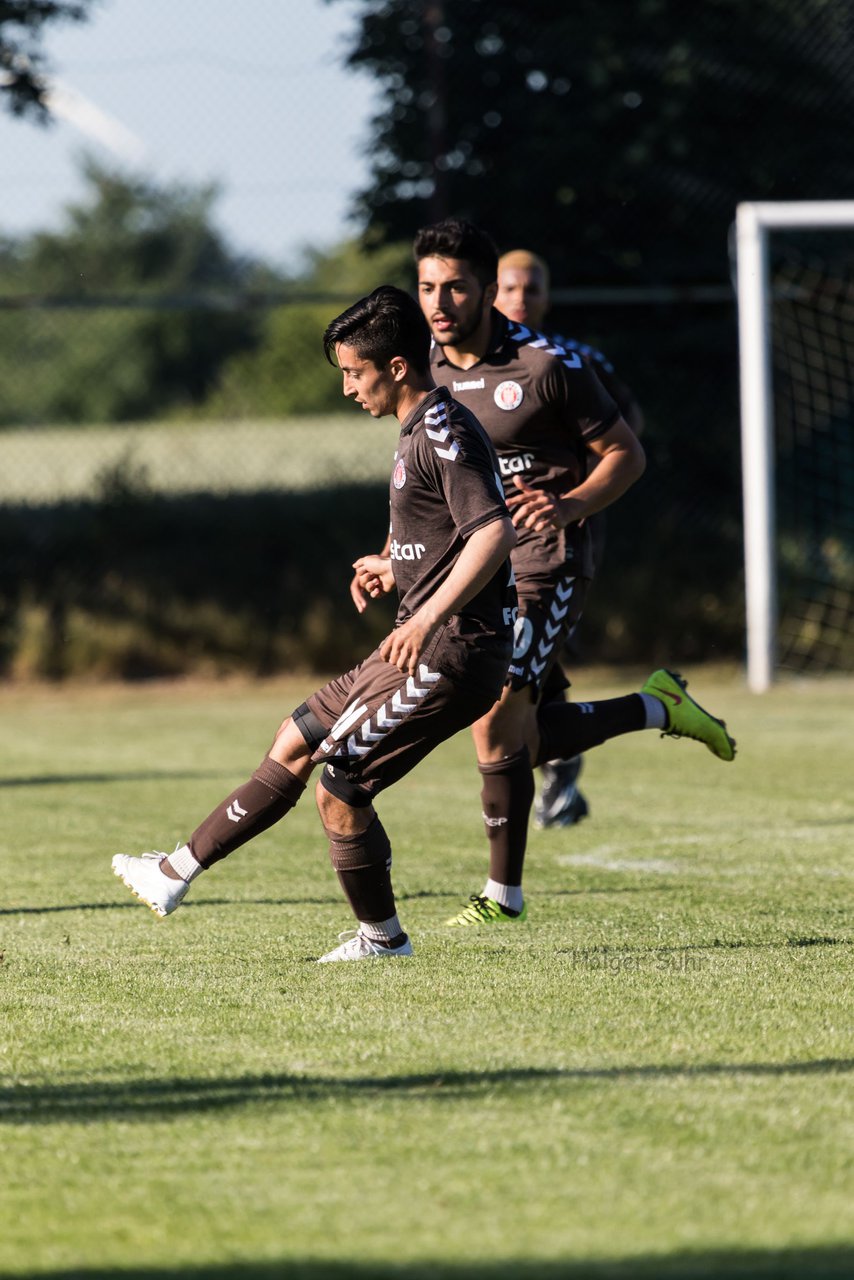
[{"x1": 292, "y1": 623, "x2": 508, "y2": 806}]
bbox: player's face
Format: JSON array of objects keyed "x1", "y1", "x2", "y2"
[
  {"x1": 495, "y1": 265, "x2": 549, "y2": 329},
  {"x1": 417, "y1": 255, "x2": 495, "y2": 347},
  {"x1": 335, "y1": 343, "x2": 400, "y2": 418}
]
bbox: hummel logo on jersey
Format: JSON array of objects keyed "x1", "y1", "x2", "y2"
[
  {"x1": 500, "y1": 453, "x2": 535, "y2": 477},
  {"x1": 452, "y1": 377, "x2": 485, "y2": 392},
  {"x1": 390, "y1": 539, "x2": 425, "y2": 561},
  {"x1": 226, "y1": 800, "x2": 248, "y2": 823}
]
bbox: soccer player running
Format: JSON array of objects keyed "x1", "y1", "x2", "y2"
[
  {"x1": 111, "y1": 285, "x2": 517, "y2": 961},
  {"x1": 408, "y1": 218, "x2": 734, "y2": 927},
  {"x1": 495, "y1": 247, "x2": 644, "y2": 829}
]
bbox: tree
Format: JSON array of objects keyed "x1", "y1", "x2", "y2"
[
  {"x1": 329, "y1": 0, "x2": 854, "y2": 286},
  {"x1": 207, "y1": 237, "x2": 412, "y2": 418},
  {"x1": 0, "y1": 158, "x2": 262, "y2": 423},
  {"x1": 0, "y1": 0, "x2": 96, "y2": 119}
]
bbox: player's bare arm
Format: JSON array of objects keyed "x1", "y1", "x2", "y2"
[
  {"x1": 380, "y1": 516, "x2": 516, "y2": 675},
  {"x1": 506, "y1": 419, "x2": 645, "y2": 533}
]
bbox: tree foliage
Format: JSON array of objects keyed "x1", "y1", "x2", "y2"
[
  {"x1": 331, "y1": 0, "x2": 854, "y2": 285},
  {"x1": 0, "y1": 0, "x2": 96, "y2": 119},
  {"x1": 0, "y1": 158, "x2": 263, "y2": 424},
  {"x1": 207, "y1": 238, "x2": 412, "y2": 418}
]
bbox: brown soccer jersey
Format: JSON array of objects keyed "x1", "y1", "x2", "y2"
[
  {"x1": 389, "y1": 385, "x2": 515, "y2": 648},
  {"x1": 431, "y1": 312, "x2": 620, "y2": 579},
  {"x1": 293, "y1": 385, "x2": 515, "y2": 804}
]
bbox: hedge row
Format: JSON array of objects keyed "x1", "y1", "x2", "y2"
[{"x1": 0, "y1": 468, "x2": 745, "y2": 681}]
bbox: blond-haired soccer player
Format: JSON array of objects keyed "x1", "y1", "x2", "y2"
[{"x1": 496, "y1": 246, "x2": 644, "y2": 828}]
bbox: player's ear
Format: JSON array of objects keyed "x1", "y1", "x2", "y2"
[
  {"x1": 484, "y1": 280, "x2": 499, "y2": 310},
  {"x1": 389, "y1": 355, "x2": 407, "y2": 382}
]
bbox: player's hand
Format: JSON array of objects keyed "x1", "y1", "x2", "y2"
[
  {"x1": 379, "y1": 613, "x2": 435, "y2": 675},
  {"x1": 352, "y1": 555, "x2": 394, "y2": 606},
  {"x1": 506, "y1": 477, "x2": 569, "y2": 532},
  {"x1": 349, "y1": 570, "x2": 368, "y2": 613}
]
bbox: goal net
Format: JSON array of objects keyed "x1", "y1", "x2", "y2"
[{"x1": 736, "y1": 201, "x2": 854, "y2": 690}]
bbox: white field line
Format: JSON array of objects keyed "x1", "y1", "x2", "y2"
[{"x1": 558, "y1": 834, "x2": 853, "y2": 877}]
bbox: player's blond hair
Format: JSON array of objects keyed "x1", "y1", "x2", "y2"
[{"x1": 498, "y1": 249, "x2": 550, "y2": 293}]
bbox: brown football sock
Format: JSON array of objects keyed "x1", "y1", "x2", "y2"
[
  {"x1": 188, "y1": 756, "x2": 305, "y2": 868},
  {"x1": 325, "y1": 815, "x2": 396, "y2": 923},
  {"x1": 478, "y1": 746, "x2": 535, "y2": 888}
]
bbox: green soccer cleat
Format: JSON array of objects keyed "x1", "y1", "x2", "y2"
[
  {"x1": 444, "y1": 894, "x2": 528, "y2": 927},
  {"x1": 641, "y1": 669, "x2": 736, "y2": 762}
]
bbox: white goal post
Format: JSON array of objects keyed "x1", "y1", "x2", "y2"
[{"x1": 736, "y1": 199, "x2": 854, "y2": 692}]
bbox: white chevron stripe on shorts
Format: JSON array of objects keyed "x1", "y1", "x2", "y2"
[
  {"x1": 335, "y1": 662, "x2": 442, "y2": 760},
  {"x1": 517, "y1": 574, "x2": 576, "y2": 687}
]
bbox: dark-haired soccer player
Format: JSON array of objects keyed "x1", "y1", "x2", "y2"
[
  {"x1": 408, "y1": 218, "x2": 734, "y2": 927},
  {"x1": 112, "y1": 285, "x2": 518, "y2": 961}
]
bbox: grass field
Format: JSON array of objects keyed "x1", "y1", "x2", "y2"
[
  {"x1": 2, "y1": 667, "x2": 853, "y2": 1279},
  {"x1": 0, "y1": 417, "x2": 391, "y2": 503}
]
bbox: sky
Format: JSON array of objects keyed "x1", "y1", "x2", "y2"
[{"x1": 0, "y1": 0, "x2": 378, "y2": 271}]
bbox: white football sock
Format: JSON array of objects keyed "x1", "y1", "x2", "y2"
[
  {"x1": 640, "y1": 693, "x2": 668, "y2": 730},
  {"x1": 165, "y1": 843, "x2": 203, "y2": 883},
  {"x1": 483, "y1": 879, "x2": 524, "y2": 913},
  {"x1": 360, "y1": 915, "x2": 405, "y2": 944}
]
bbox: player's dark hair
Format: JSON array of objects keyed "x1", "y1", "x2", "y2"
[
  {"x1": 413, "y1": 217, "x2": 499, "y2": 286},
  {"x1": 323, "y1": 285, "x2": 431, "y2": 375}
]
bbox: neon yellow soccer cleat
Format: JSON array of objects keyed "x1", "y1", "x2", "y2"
[
  {"x1": 444, "y1": 894, "x2": 528, "y2": 927},
  {"x1": 641, "y1": 669, "x2": 736, "y2": 762}
]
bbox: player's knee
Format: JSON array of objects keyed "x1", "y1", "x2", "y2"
[
  {"x1": 474, "y1": 688, "x2": 536, "y2": 760},
  {"x1": 316, "y1": 780, "x2": 347, "y2": 827},
  {"x1": 324, "y1": 813, "x2": 391, "y2": 872}
]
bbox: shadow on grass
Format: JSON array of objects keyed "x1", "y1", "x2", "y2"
[
  {"x1": 556, "y1": 937, "x2": 853, "y2": 958},
  {"x1": 0, "y1": 895, "x2": 344, "y2": 916},
  {"x1": 1, "y1": 1247, "x2": 853, "y2": 1279},
  {"x1": 2, "y1": 1059, "x2": 851, "y2": 1126},
  {"x1": 0, "y1": 770, "x2": 231, "y2": 789},
  {"x1": 0, "y1": 885, "x2": 678, "y2": 917}
]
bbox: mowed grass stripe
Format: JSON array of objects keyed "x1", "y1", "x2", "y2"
[{"x1": 0, "y1": 416, "x2": 392, "y2": 502}]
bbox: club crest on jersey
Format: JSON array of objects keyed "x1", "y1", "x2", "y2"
[
  {"x1": 392, "y1": 457, "x2": 407, "y2": 489},
  {"x1": 494, "y1": 379, "x2": 524, "y2": 411}
]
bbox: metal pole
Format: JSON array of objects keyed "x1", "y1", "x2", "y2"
[{"x1": 736, "y1": 203, "x2": 775, "y2": 692}]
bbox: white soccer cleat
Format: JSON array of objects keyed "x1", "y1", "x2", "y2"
[
  {"x1": 111, "y1": 852, "x2": 189, "y2": 917},
  {"x1": 317, "y1": 930, "x2": 413, "y2": 963}
]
